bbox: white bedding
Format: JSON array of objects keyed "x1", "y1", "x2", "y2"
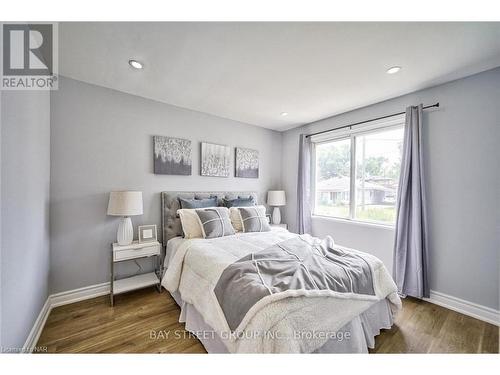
[{"x1": 161, "y1": 229, "x2": 401, "y2": 353}]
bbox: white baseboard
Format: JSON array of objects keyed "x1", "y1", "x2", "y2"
[
  {"x1": 50, "y1": 282, "x2": 110, "y2": 308},
  {"x1": 22, "y1": 298, "x2": 51, "y2": 353},
  {"x1": 23, "y1": 283, "x2": 499, "y2": 352},
  {"x1": 23, "y1": 282, "x2": 110, "y2": 352},
  {"x1": 424, "y1": 290, "x2": 499, "y2": 326}
]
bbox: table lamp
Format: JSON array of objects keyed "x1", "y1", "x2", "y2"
[
  {"x1": 107, "y1": 191, "x2": 143, "y2": 245},
  {"x1": 267, "y1": 190, "x2": 286, "y2": 225}
]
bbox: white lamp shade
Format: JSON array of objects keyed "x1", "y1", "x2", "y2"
[
  {"x1": 107, "y1": 191, "x2": 143, "y2": 216},
  {"x1": 267, "y1": 190, "x2": 286, "y2": 206}
]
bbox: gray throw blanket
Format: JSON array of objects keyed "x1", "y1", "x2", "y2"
[{"x1": 214, "y1": 236, "x2": 375, "y2": 331}]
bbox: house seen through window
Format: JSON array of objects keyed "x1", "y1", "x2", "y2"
[{"x1": 313, "y1": 124, "x2": 404, "y2": 225}]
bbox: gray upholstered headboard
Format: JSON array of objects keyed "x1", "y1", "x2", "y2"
[{"x1": 161, "y1": 191, "x2": 259, "y2": 246}]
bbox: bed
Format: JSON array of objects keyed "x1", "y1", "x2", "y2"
[{"x1": 160, "y1": 191, "x2": 401, "y2": 353}]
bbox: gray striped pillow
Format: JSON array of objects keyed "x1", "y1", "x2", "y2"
[
  {"x1": 238, "y1": 206, "x2": 271, "y2": 233},
  {"x1": 195, "y1": 207, "x2": 235, "y2": 238}
]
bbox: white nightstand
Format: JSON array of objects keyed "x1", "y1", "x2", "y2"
[
  {"x1": 110, "y1": 240, "x2": 161, "y2": 306},
  {"x1": 270, "y1": 223, "x2": 288, "y2": 230}
]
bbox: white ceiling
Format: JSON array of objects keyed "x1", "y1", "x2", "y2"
[{"x1": 59, "y1": 22, "x2": 500, "y2": 131}]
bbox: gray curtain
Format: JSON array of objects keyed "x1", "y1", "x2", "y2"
[
  {"x1": 393, "y1": 104, "x2": 429, "y2": 298},
  {"x1": 297, "y1": 134, "x2": 312, "y2": 234}
]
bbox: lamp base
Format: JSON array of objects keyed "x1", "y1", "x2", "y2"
[
  {"x1": 117, "y1": 216, "x2": 133, "y2": 245},
  {"x1": 272, "y1": 207, "x2": 281, "y2": 225}
]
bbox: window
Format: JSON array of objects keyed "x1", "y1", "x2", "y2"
[
  {"x1": 313, "y1": 122, "x2": 404, "y2": 225},
  {"x1": 314, "y1": 138, "x2": 351, "y2": 218}
]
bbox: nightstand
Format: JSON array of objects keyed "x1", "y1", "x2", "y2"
[
  {"x1": 270, "y1": 223, "x2": 288, "y2": 230},
  {"x1": 110, "y1": 240, "x2": 161, "y2": 306}
]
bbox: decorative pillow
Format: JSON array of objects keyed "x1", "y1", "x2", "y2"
[
  {"x1": 195, "y1": 207, "x2": 235, "y2": 238},
  {"x1": 238, "y1": 206, "x2": 271, "y2": 233},
  {"x1": 179, "y1": 196, "x2": 218, "y2": 209},
  {"x1": 223, "y1": 196, "x2": 255, "y2": 208},
  {"x1": 229, "y1": 207, "x2": 244, "y2": 232},
  {"x1": 177, "y1": 209, "x2": 205, "y2": 239}
]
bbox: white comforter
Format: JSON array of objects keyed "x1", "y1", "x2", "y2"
[{"x1": 161, "y1": 229, "x2": 401, "y2": 353}]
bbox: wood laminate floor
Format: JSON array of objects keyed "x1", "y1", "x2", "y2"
[{"x1": 36, "y1": 288, "x2": 498, "y2": 353}]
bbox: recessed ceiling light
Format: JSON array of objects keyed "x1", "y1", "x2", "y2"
[
  {"x1": 280, "y1": 112, "x2": 288, "y2": 117},
  {"x1": 129, "y1": 59, "x2": 144, "y2": 70},
  {"x1": 386, "y1": 66, "x2": 402, "y2": 74}
]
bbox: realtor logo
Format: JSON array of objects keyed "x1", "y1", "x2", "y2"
[{"x1": 2, "y1": 23, "x2": 58, "y2": 90}]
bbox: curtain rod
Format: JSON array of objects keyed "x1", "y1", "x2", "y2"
[{"x1": 305, "y1": 102, "x2": 440, "y2": 139}]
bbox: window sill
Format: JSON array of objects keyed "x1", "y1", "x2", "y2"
[{"x1": 311, "y1": 214, "x2": 395, "y2": 231}]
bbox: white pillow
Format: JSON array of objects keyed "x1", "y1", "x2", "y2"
[
  {"x1": 177, "y1": 208, "x2": 205, "y2": 239},
  {"x1": 229, "y1": 207, "x2": 244, "y2": 232}
]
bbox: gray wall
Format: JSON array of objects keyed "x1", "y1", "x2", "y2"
[
  {"x1": 1, "y1": 90, "x2": 51, "y2": 350},
  {"x1": 50, "y1": 77, "x2": 282, "y2": 293},
  {"x1": 0, "y1": 90, "x2": 2, "y2": 348},
  {"x1": 282, "y1": 67, "x2": 500, "y2": 310}
]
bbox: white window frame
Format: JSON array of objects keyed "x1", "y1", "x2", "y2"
[{"x1": 311, "y1": 115, "x2": 405, "y2": 227}]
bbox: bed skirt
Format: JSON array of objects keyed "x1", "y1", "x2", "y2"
[{"x1": 169, "y1": 291, "x2": 394, "y2": 353}]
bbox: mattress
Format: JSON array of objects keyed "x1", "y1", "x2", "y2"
[
  {"x1": 169, "y1": 290, "x2": 393, "y2": 353},
  {"x1": 162, "y1": 229, "x2": 397, "y2": 353}
]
